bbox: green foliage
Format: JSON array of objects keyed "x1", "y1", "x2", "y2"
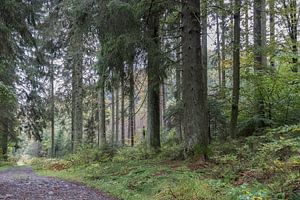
[
  {"x1": 0, "y1": 158, "x2": 16, "y2": 171},
  {"x1": 228, "y1": 184, "x2": 274, "y2": 200},
  {"x1": 65, "y1": 147, "x2": 116, "y2": 165},
  {"x1": 240, "y1": 63, "x2": 300, "y2": 125},
  {"x1": 113, "y1": 146, "x2": 155, "y2": 162},
  {"x1": 0, "y1": 81, "x2": 15, "y2": 104}
]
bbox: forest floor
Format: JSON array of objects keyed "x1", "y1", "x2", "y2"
[
  {"x1": 9, "y1": 124, "x2": 300, "y2": 199},
  {"x1": 0, "y1": 167, "x2": 118, "y2": 200}
]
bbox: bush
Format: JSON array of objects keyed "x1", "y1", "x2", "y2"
[
  {"x1": 31, "y1": 158, "x2": 71, "y2": 171},
  {"x1": 64, "y1": 146, "x2": 116, "y2": 165},
  {"x1": 113, "y1": 145, "x2": 155, "y2": 162}
]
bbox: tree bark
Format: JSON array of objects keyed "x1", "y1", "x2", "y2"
[
  {"x1": 201, "y1": 0, "x2": 208, "y2": 70},
  {"x1": 129, "y1": 61, "x2": 135, "y2": 147},
  {"x1": 147, "y1": 13, "x2": 161, "y2": 151},
  {"x1": 269, "y1": 0, "x2": 275, "y2": 68},
  {"x1": 121, "y1": 72, "x2": 125, "y2": 146},
  {"x1": 160, "y1": 83, "x2": 166, "y2": 129},
  {"x1": 244, "y1": 0, "x2": 249, "y2": 49},
  {"x1": 254, "y1": 0, "x2": 266, "y2": 116},
  {"x1": 221, "y1": 0, "x2": 226, "y2": 92},
  {"x1": 71, "y1": 31, "x2": 83, "y2": 152},
  {"x1": 182, "y1": 0, "x2": 209, "y2": 158},
  {"x1": 98, "y1": 77, "x2": 106, "y2": 148},
  {"x1": 50, "y1": 63, "x2": 55, "y2": 157},
  {"x1": 111, "y1": 85, "x2": 115, "y2": 145},
  {"x1": 115, "y1": 85, "x2": 119, "y2": 145},
  {"x1": 201, "y1": 0, "x2": 209, "y2": 143},
  {"x1": 216, "y1": 12, "x2": 222, "y2": 88},
  {"x1": 283, "y1": 0, "x2": 298, "y2": 72},
  {"x1": 175, "y1": 44, "x2": 182, "y2": 143},
  {"x1": 0, "y1": 123, "x2": 8, "y2": 160},
  {"x1": 230, "y1": 0, "x2": 241, "y2": 138},
  {"x1": 71, "y1": 65, "x2": 75, "y2": 152}
]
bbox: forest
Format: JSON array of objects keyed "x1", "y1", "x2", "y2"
[{"x1": 0, "y1": 0, "x2": 299, "y2": 199}]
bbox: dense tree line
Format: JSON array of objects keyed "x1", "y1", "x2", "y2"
[{"x1": 0, "y1": 0, "x2": 299, "y2": 160}]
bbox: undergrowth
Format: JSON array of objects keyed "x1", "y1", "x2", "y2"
[
  {"x1": 31, "y1": 125, "x2": 300, "y2": 200},
  {"x1": 0, "y1": 159, "x2": 16, "y2": 171}
]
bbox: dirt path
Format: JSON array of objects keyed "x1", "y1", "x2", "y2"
[{"x1": 0, "y1": 167, "x2": 118, "y2": 200}]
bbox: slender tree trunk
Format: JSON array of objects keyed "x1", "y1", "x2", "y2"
[
  {"x1": 111, "y1": 85, "x2": 115, "y2": 145},
  {"x1": 201, "y1": 0, "x2": 208, "y2": 68},
  {"x1": 71, "y1": 66, "x2": 76, "y2": 152},
  {"x1": 97, "y1": 108, "x2": 100, "y2": 147},
  {"x1": 221, "y1": 0, "x2": 226, "y2": 91},
  {"x1": 245, "y1": 0, "x2": 249, "y2": 50},
  {"x1": 98, "y1": 78, "x2": 106, "y2": 148},
  {"x1": 50, "y1": 63, "x2": 55, "y2": 157},
  {"x1": 283, "y1": 0, "x2": 298, "y2": 72},
  {"x1": 76, "y1": 64, "x2": 83, "y2": 148},
  {"x1": 254, "y1": 0, "x2": 264, "y2": 70},
  {"x1": 269, "y1": 0, "x2": 275, "y2": 68},
  {"x1": 127, "y1": 111, "x2": 130, "y2": 143},
  {"x1": 115, "y1": 85, "x2": 119, "y2": 145},
  {"x1": 216, "y1": 13, "x2": 222, "y2": 88},
  {"x1": 160, "y1": 83, "x2": 166, "y2": 129},
  {"x1": 175, "y1": 45, "x2": 182, "y2": 143},
  {"x1": 147, "y1": 14, "x2": 161, "y2": 151},
  {"x1": 262, "y1": 0, "x2": 267, "y2": 68},
  {"x1": 182, "y1": 0, "x2": 209, "y2": 159},
  {"x1": 230, "y1": 0, "x2": 241, "y2": 138},
  {"x1": 128, "y1": 61, "x2": 135, "y2": 147},
  {"x1": 121, "y1": 72, "x2": 125, "y2": 146}
]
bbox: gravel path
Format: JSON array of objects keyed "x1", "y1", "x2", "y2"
[{"x1": 0, "y1": 167, "x2": 118, "y2": 200}]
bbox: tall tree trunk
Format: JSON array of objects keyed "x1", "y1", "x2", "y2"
[
  {"x1": 262, "y1": 0, "x2": 267, "y2": 68},
  {"x1": 201, "y1": 0, "x2": 208, "y2": 68},
  {"x1": 175, "y1": 45, "x2": 182, "y2": 143},
  {"x1": 254, "y1": 0, "x2": 265, "y2": 70},
  {"x1": 160, "y1": 83, "x2": 166, "y2": 129},
  {"x1": 71, "y1": 32, "x2": 83, "y2": 152},
  {"x1": 254, "y1": 0, "x2": 266, "y2": 116},
  {"x1": 121, "y1": 72, "x2": 125, "y2": 146},
  {"x1": 115, "y1": 85, "x2": 119, "y2": 145},
  {"x1": 50, "y1": 63, "x2": 55, "y2": 157},
  {"x1": 129, "y1": 61, "x2": 135, "y2": 147},
  {"x1": 244, "y1": 0, "x2": 249, "y2": 49},
  {"x1": 283, "y1": 0, "x2": 298, "y2": 72},
  {"x1": 230, "y1": 0, "x2": 241, "y2": 138},
  {"x1": 71, "y1": 67, "x2": 75, "y2": 152},
  {"x1": 98, "y1": 77, "x2": 106, "y2": 148},
  {"x1": 221, "y1": 0, "x2": 226, "y2": 92},
  {"x1": 0, "y1": 123, "x2": 8, "y2": 160},
  {"x1": 147, "y1": 14, "x2": 161, "y2": 151},
  {"x1": 75, "y1": 59, "x2": 83, "y2": 149},
  {"x1": 111, "y1": 85, "x2": 115, "y2": 145},
  {"x1": 182, "y1": 0, "x2": 209, "y2": 159},
  {"x1": 201, "y1": 0, "x2": 209, "y2": 143},
  {"x1": 216, "y1": 13, "x2": 222, "y2": 88},
  {"x1": 269, "y1": 0, "x2": 275, "y2": 68}
]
